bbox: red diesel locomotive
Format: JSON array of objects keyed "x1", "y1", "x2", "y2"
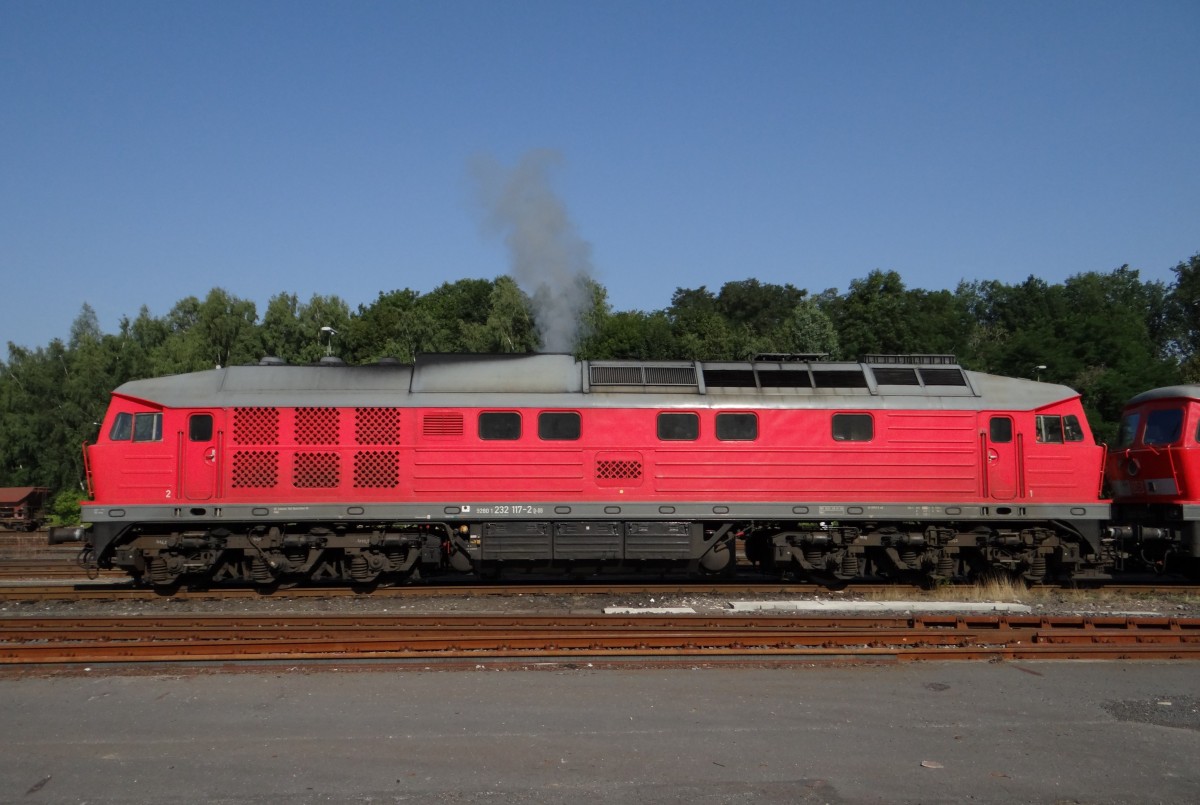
[
  {"x1": 1105, "y1": 384, "x2": 1200, "y2": 577},
  {"x1": 57, "y1": 352, "x2": 1115, "y2": 587}
]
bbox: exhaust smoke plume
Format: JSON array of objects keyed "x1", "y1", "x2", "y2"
[{"x1": 472, "y1": 150, "x2": 594, "y2": 353}]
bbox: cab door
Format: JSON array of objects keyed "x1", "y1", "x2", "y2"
[
  {"x1": 182, "y1": 412, "x2": 219, "y2": 501},
  {"x1": 984, "y1": 415, "x2": 1017, "y2": 500}
]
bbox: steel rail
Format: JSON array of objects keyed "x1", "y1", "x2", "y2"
[{"x1": 1, "y1": 614, "x2": 1197, "y2": 665}]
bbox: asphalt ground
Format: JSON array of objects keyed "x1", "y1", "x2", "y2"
[{"x1": 0, "y1": 661, "x2": 1197, "y2": 804}]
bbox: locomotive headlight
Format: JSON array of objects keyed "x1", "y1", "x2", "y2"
[{"x1": 1125, "y1": 458, "x2": 1140, "y2": 477}]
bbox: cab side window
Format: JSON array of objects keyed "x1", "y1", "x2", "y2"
[
  {"x1": 109, "y1": 413, "x2": 133, "y2": 441},
  {"x1": 1063, "y1": 415, "x2": 1084, "y2": 442},
  {"x1": 1036, "y1": 415, "x2": 1064, "y2": 443},
  {"x1": 132, "y1": 412, "x2": 163, "y2": 442},
  {"x1": 1117, "y1": 414, "x2": 1140, "y2": 447}
]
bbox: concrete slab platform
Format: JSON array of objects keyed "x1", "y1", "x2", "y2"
[
  {"x1": 603, "y1": 606, "x2": 697, "y2": 614},
  {"x1": 727, "y1": 599, "x2": 1034, "y2": 613}
]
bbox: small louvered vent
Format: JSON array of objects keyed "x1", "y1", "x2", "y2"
[
  {"x1": 644, "y1": 366, "x2": 697, "y2": 385},
  {"x1": 590, "y1": 365, "x2": 645, "y2": 385},
  {"x1": 703, "y1": 369, "x2": 757, "y2": 388},
  {"x1": 233, "y1": 408, "x2": 279, "y2": 445},
  {"x1": 591, "y1": 364, "x2": 697, "y2": 387},
  {"x1": 232, "y1": 451, "x2": 279, "y2": 488},
  {"x1": 423, "y1": 411, "x2": 464, "y2": 437},
  {"x1": 864, "y1": 354, "x2": 958, "y2": 365},
  {"x1": 812, "y1": 370, "x2": 869, "y2": 388},
  {"x1": 920, "y1": 368, "x2": 968, "y2": 386},
  {"x1": 873, "y1": 367, "x2": 921, "y2": 385}
]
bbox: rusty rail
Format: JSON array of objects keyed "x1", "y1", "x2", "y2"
[{"x1": 1, "y1": 614, "x2": 1197, "y2": 665}]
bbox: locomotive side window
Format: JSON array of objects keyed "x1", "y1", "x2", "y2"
[
  {"x1": 832, "y1": 413, "x2": 873, "y2": 442},
  {"x1": 1144, "y1": 408, "x2": 1184, "y2": 446},
  {"x1": 716, "y1": 412, "x2": 758, "y2": 441},
  {"x1": 479, "y1": 411, "x2": 521, "y2": 440},
  {"x1": 538, "y1": 411, "x2": 581, "y2": 441},
  {"x1": 1116, "y1": 414, "x2": 1140, "y2": 447},
  {"x1": 658, "y1": 412, "x2": 699, "y2": 441},
  {"x1": 1063, "y1": 415, "x2": 1084, "y2": 442},
  {"x1": 989, "y1": 416, "x2": 1012, "y2": 443},
  {"x1": 132, "y1": 412, "x2": 163, "y2": 442},
  {"x1": 189, "y1": 414, "x2": 213, "y2": 442},
  {"x1": 1035, "y1": 415, "x2": 1064, "y2": 443},
  {"x1": 109, "y1": 412, "x2": 133, "y2": 441}
]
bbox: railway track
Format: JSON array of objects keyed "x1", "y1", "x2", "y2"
[
  {"x1": 3, "y1": 578, "x2": 1200, "y2": 603},
  {"x1": 0, "y1": 613, "x2": 1196, "y2": 666}
]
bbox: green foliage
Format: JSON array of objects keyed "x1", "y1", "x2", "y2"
[
  {"x1": 1, "y1": 256, "x2": 1195, "y2": 502},
  {"x1": 48, "y1": 488, "x2": 82, "y2": 526}
]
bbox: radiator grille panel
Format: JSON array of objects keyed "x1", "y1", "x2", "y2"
[{"x1": 231, "y1": 450, "x2": 279, "y2": 488}]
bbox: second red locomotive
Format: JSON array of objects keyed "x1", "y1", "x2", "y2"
[{"x1": 1105, "y1": 384, "x2": 1200, "y2": 577}]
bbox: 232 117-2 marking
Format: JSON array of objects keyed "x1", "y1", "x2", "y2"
[{"x1": 474, "y1": 505, "x2": 545, "y2": 516}]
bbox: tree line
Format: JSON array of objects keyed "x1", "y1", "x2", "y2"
[{"x1": 3, "y1": 254, "x2": 1198, "y2": 513}]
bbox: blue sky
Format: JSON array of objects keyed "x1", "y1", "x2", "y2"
[{"x1": 3, "y1": 0, "x2": 1197, "y2": 350}]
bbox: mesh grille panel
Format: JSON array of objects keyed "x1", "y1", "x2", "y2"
[
  {"x1": 920, "y1": 368, "x2": 968, "y2": 386},
  {"x1": 293, "y1": 452, "x2": 340, "y2": 488},
  {"x1": 812, "y1": 370, "x2": 869, "y2": 388},
  {"x1": 703, "y1": 369, "x2": 758, "y2": 388},
  {"x1": 355, "y1": 407, "x2": 401, "y2": 444},
  {"x1": 596, "y1": 459, "x2": 643, "y2": 480},
  {"x1": 759, "y1": 369, "x2": 812, "y2": 388},
  {"x1": 354, "y1": 451, "x2": 400, "y2": 488},
  {"x1": 873, "y1": 367, "x2": 921, "y2": 385},
  {"x1": 233, "y1": 408, "x2": 279, "y2": 445},
  {"x1": 295, "y1": 407, "x2": 340, "y2": 445},
  {"x1": 232, "y1": 451, "x2": 279, "y2": 488}
]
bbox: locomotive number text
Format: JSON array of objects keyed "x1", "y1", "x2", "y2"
[{"x1": 473, "y1": 504, "x2": 545, "y2": 516}]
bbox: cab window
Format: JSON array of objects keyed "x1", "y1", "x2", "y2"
[
  {"x1": 1063, "y1": 415, "x2": 1084, "y2": 442},
  {"x1": 109, "y1": 412, "x2": 133, "y2": 441},
  {"x1": 132, "y1": 412, "x2": 163, "y2": 442},
  {"x1": 1036, "y1": 415, "x2": 1063, "y2": 443},
  {"x1": 989, "y1": 416, "x2": 1012, "y2": 443},
  {"x1": 1144, "y1": 409, "x2": 1184, "y2": 446},
  {"x1": 1117, "y1": 414, "x2": 1140, "y2": 447}
]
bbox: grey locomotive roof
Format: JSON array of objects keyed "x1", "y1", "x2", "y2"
[
  {"x1": 111, "y1": 353, "x2": 1078, "y2": 411},
  {"x1": 1125, "y1": 385, "x2": 1200, "y2": 406}
]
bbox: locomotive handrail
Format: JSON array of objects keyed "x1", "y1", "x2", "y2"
[
  {"x1": 1017, "y1": 432, "x2": 1026, "y2": 499},
  {"x1": 80, "y1": 441, "x2": 93, "y2": 500}
]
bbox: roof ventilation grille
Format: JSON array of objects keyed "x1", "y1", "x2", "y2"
[{"x1": 863, "y1": 354, "x2": 958, "y2": 366}]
